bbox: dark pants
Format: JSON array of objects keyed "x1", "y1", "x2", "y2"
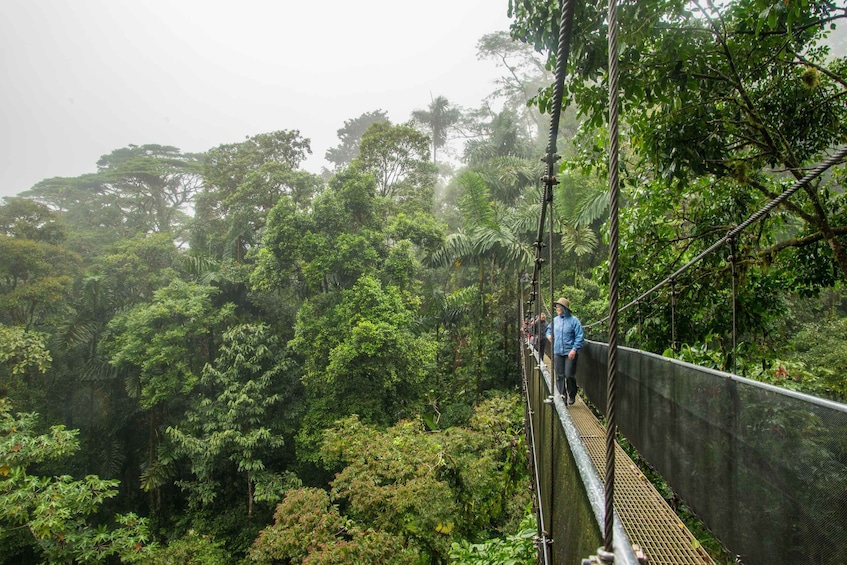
[
  {"x1": 537, "y1": 337, "x2": 547, "y2": 359},
  {"x1": 553, "y1": 353, "x2": 578, "y2": 401}
]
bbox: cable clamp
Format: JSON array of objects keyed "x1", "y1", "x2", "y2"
[{"x1": 581, "y1": 547, "x2": 615, "y2": 564}]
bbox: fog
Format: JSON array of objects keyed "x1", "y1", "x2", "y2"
[{"x1": 0, "y1": 0, "x2": 513, "y2": 198}]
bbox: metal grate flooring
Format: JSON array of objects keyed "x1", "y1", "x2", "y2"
[{"x1": 568, "y1": 397, "x2": 715, "y2": 565}]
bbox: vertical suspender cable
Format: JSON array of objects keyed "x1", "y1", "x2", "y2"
[
  {"x1": 548, "y1": 187, "x2": 555, "y2": 359},
  {"x1": 728, "y1": 236, "x2": 738, "y2": 375},
  {"x1": 542, "y1": 0, "x2": 576, "y2": 398},
  {"x1": 605, "y1": 0, "x2": 622, "y2": 553},
  {"x1": 670, "y1": 279, "x2": 677, "y2": 352}
]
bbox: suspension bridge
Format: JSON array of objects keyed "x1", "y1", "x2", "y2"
[
  {"x1": 522, "y1": 0, "x2": 847, "y2": 562},
  {"x1": 520, "y1": 334, "x2": 847, "y2": 564}
]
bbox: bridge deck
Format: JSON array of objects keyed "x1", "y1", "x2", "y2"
[{"x1": 565, "y1": 394, "x2": 715, "y2": 565}]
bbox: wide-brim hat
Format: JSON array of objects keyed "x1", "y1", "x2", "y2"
[{"x1": 554, "y1": 297, "x2": 570, "y2": 310}]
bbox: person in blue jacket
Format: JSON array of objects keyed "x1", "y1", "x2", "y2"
[{"x1": 546, "y1": 297, "x2": 584, "y2": 405}]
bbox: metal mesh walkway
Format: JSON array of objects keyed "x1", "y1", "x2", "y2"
[{"x1": 567, "y1": 395, "x2": 714, "y2": 565}]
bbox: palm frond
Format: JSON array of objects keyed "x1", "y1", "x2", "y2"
[
  {"x1": 457, "y1": 171, "x2": 496, "y2": 229},
  {"x1": 560, "y1": 226, "x2": 599, "y2": 256},
  {"x1": 575, "y1": 189, "x2": 609, "y2": 227},
  {"x1": 427, "y1": 231, "x2": 479, "y2": 268},
  {"x1": 180, "y1": 254, "x2": 220, "y2": 277},
  {"x1": 80, "y1": 357, "x2": 118, "y2": 382},
  {"x1": 56, "y1": 320, "x2": 98, "y2": 349}
]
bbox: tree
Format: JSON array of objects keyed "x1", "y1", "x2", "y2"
[
  {"x1": 476, "y1": 31, "x2": 552, "y2": 136},
  {"x1": 0, "y1": 324, "x2": 51, "y2": 415},
  {"x1": 324, "y1": 110, "x2": 389, "y2": 170},
  {"x1": 94, "y1": 144, "x2": 204, "y2": 238},
  {"x1": 104, "y1": 280, "x2": 235, "y2": 411},
  {"x1": 255, "y1": 395, "x2": 530, "y2": 563},
  {"x1": 0, "y1": 199, "x2": 80, "y2": 330},
  {"x1": 253, "y1": 168, "x2": 387, "y2": 295},
  {"x1": 23, "y1": 145, "x2": 203, "y2": 251},
  {"x1": 249, "y1": 487, "x2": 419, "y2": 564},
  {"x1": 194, "y1": 130, "x2": 319, "y2": 261},
  {"x1": 432, "y1": 172, "x2": 534, "y2": 301},
  {"x1": 0, "y1": 398, "x2": 155, "y2": 563},
  {"x1": 412, "y1": 95, "x2": 462, "y2": 165},
  {"x1": 0, "y1": 197, "x2": 66, "y2": 245},
  {"x1": 102, "y1": 279, "x2": 236, "y2": 510},
  {"x1": 313, "y1": 394, "x2": 529, "y2": 562},
  {"x1": 166, "y1": 324, "x2": 300, "y2": 517},
  {"x1": 355, "y1": 121, "x2": 437, "y2": 210},
  {"x1": 430, "y1": 171, "x2": 536, "y2": 395},
  {"x1": 463, "y1": 110, "x2": 534, "y2": 170},
  {"x1": 511, "y1": 0, "x2": 847, "y2": 281},
  {"x1": 290, "y1": 275, "x2": 436, "y2": 461}
]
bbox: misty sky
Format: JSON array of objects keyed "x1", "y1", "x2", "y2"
[{"x1": 0, "y1": 0, "x2": 514, "y2": 198}]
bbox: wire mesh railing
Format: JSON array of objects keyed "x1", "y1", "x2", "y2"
[
  {"x1": 521, "y1": 339, "x2": 643, "y2": 564},
  {"x1": 578, "y1": 340, "x2": 847, "y2": 565}
]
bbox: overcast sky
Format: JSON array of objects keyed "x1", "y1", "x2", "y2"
[{"x1": 0, "y1": 0, "x2": 514, "y2": 199}]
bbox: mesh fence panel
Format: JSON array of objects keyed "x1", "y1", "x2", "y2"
[
  {"x1": 523, "y1": 343, "x2": 610, "y2": 563},
  {"x1": 580, "y1": 341, "x2": 847, "y2": 565}
]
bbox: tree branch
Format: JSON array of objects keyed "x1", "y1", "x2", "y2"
[{"x1": 758, "y1": 225, "x2": 847, "y2": 257}]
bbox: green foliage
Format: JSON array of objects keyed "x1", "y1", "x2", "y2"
[
  {"x1": 313, "y1": 394, "x2": 530, "y2": 562},
  {"x1": 324, "y1": 110, "x2": 390, "y2": 170},
  {"x1": 449, "y1": 511, "x2": 537, "y2": 565},
  {"x1": 554, "y1": 283, "x2": 607, "y2": 334},
  {"x1": 431, "y1": 171, "x2": 534, "y2": 274},
  {"x1": 166, "y1": 323, "x2": 301, "y2": 515},
  {"x1": 96, "y1": 233, "x2": 183, "y2": 305},
  {"x1": 104, "y1": 279, "x2": 236, "y2": 409},
  {"x1": 786, "y1": 316, "x2": 847, "y2": 400},
  {"x1": 0, "y1": 325, "x2": 51, "y2": 400},
  {"x1": 126, "y1": 530, "x2": 231, "y2": 565},
  {"x1": 0, "y1": 197, "x2": 67, "y2": 245},
  {"x1": 292, "y1": 276, "x2": 436, "y2": 465},
  {"x1": 412, "y1": 95, "x2": 462, "y2": 164},
  {"x1": 355, "y1": 121, "x2": 437, "y2": 210},
  {"x1": 0, "y1": 231, "x2": 80, "y2": 329},
  {"x1": 0, "y1": 399, "x2": 155, "y2": 563},
  {"x1": 194, "y1": 130, "x2": 319, "y2": 261},
  {"x1": 663, "y1": 335, "x2": 728, "y2": 371},
  {"x1": 94, "y1": 144, "x2": 204, "y2": 238},
  {"x1": 24, "y1": 145, "x2": 203, "y2": 254},
  {"x1": 249, "y1": 487, "x2": 420, "y2": 564},
  {"x1": 254, "y1": 168, "x2": 393, "y2": 295}
]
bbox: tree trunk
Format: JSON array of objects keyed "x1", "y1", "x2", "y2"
[{"x1": 247, "y1": 470, "x2": 253, "y2": 517}]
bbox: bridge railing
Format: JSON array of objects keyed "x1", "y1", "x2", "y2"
[
  {"x1": 522, "y1": 340, "x2": 642, "y2": 564},
  {"x1": 579, "y1": 340, "x2": 847, "y2": 565}
]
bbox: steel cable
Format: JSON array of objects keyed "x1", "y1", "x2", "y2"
[
  {"x1": 605, "y1": 0, "x2": 621, "y2": 553},
  {"x1": 529, "y1": 0, "x2": 576, "y2": 318},
  {"x1": 585, "y1": 144, "x2": 847, "y2": 330},
  {"x1": 520, "y1": 325, "x2": 551, "y2": 564}
]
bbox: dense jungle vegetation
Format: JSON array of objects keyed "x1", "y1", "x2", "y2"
[{"x1": 2, "y1": 0, "x2": 846, "y2": 563}]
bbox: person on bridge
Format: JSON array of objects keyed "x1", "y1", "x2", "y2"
[
  {"x1": 546, "y1": 297, "x2": 584, "y2": 405},
  {"x1": 533, "y1": 312, "x2": 548, "y2": 359}
]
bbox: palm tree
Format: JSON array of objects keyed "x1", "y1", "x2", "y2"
[
  {"x1": 430, "y1": 172, "x2": 534, "y2": 395},
  {"x1": 412, "y1": 95, "x2": 461, "y2": 165}
]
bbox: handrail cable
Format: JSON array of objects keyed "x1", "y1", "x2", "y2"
[
  {"x1": 519, "y1": 291, "x2": 552, "y2": 564},
  {"x1": 523, "y1": 371, "x2": 551, "y2": 563},
  {"x1": 584, "y1": 144, "x2": 847, "y2": 329}
]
